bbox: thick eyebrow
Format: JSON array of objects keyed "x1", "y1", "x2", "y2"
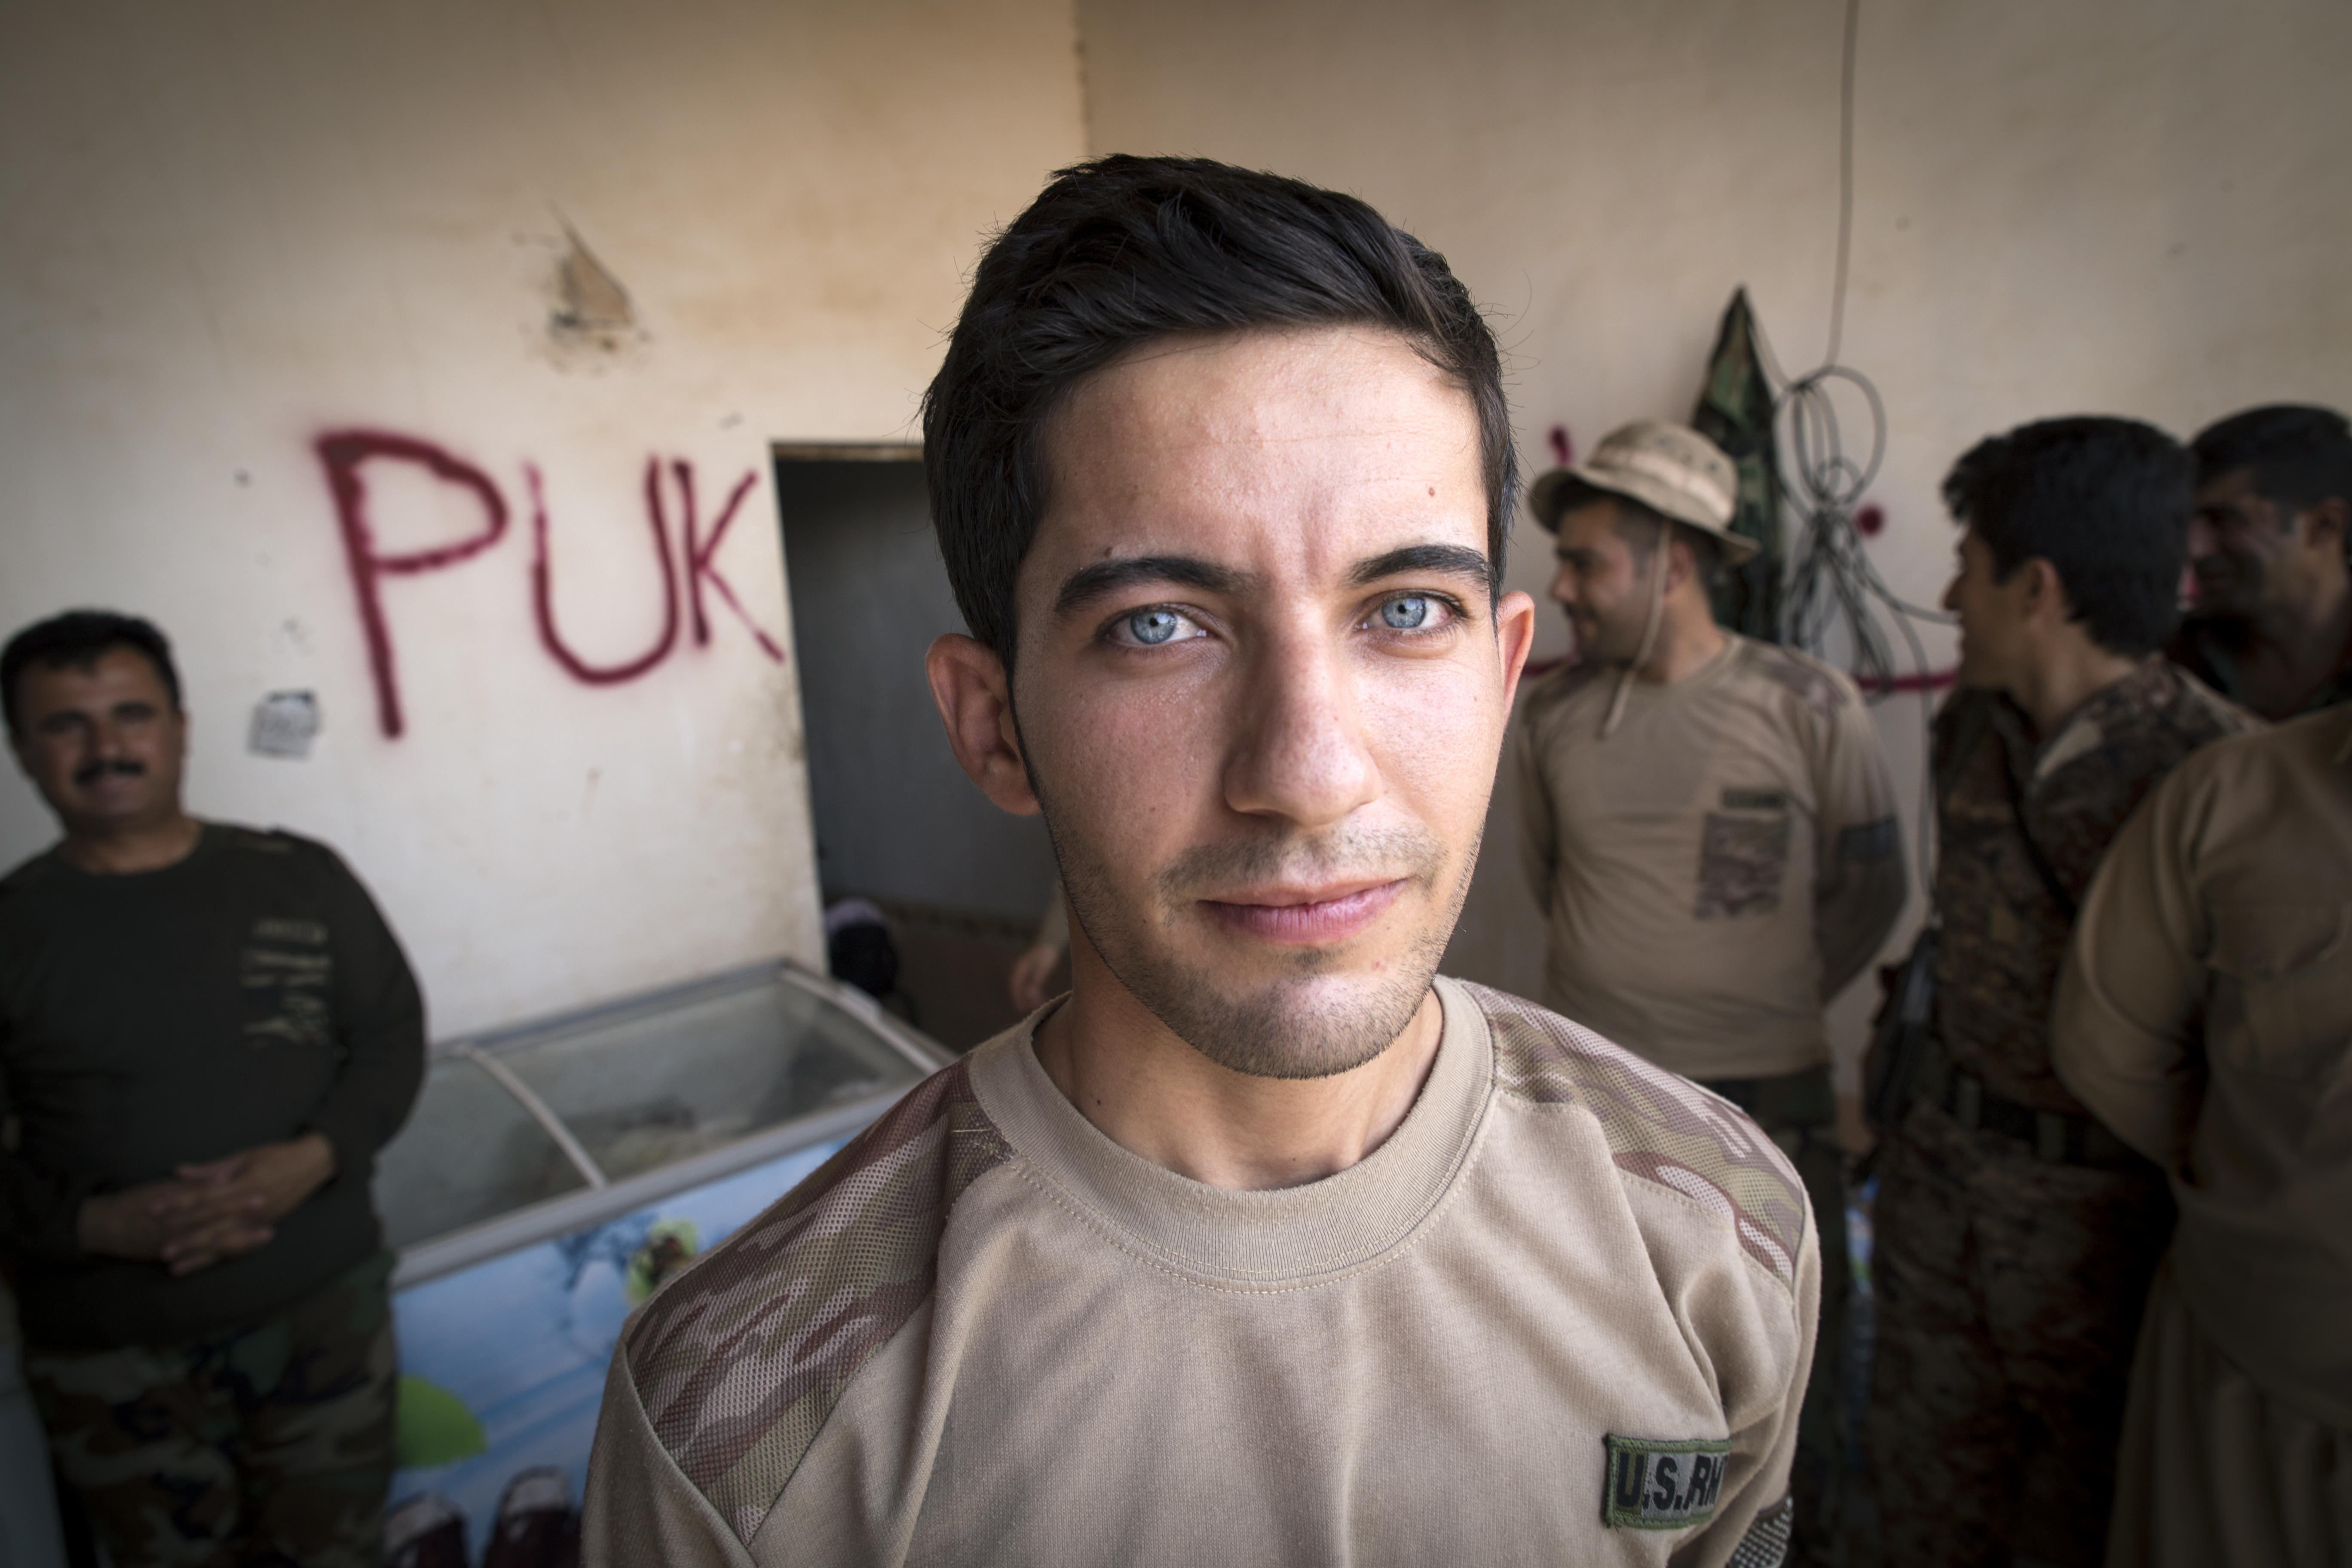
[
  {"x1": 1348, "y1": 542, "x2": 1496, "y2": 592},
  {"x1": 1053, "y1": 555, "x2": 1252, "y2": 617}
]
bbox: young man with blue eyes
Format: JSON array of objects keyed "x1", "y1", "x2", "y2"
[{"x1": 584, "y1": 157, "x2": 1817, "y2": 1567}]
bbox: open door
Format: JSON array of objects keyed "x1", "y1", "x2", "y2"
[{"x1": 773, "y1": 444, "x2": 1062, "y2": 1048}]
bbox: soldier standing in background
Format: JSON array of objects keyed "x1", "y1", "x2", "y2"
[
  {"x1": 0, "y1": 610, "x2": 425, "y2": 1567},
  {"x1": 1514, "y1": 420, "x2": 1907, "y2": 1565},
  {"x1": 1864, "y1": 420, "x2": 2259, "y2": 1568},
  {"x1": 2167, "y1": 404, "x2": 2352, "y2": 718}
]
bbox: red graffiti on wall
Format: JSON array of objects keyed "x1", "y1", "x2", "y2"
[
  {"x1": 315, "y1": 429, "x2": 785, "y2": 738},
  {"x1": 529, "y1": 459, "x2": 680, "y2": 685},
  {"x1": 674, "y1": 460, "x2": 786, "y2": 662}
]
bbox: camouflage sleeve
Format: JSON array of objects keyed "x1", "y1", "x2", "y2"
[
  {"x1": 2052, "y1": 774, "x2": 2206, "y2": 1168},
  {"x1": 301, "y1": 842, "x2": 426, "y2": 1181},
  {"x1": 1511, "y1": 704, "x2": 1559, "y2": 911},
  {"x1": 582, "y1": 1347, "x2": 757, "y2": 1568},
  {"x1": 1811, "y1": 683, "x2": 1907, "y2": 998}
]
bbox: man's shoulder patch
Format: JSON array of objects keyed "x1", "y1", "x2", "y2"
[
  {"x1": 1602, "y1": 1433, "x2": 1732, "y2": 1530},
  {"x1": 1466, "y1": 983, "x2": 1807, "y2": 1289},
  {"x1": 619, "y1": 1059, "x2": 1013, "y2": 1543}
]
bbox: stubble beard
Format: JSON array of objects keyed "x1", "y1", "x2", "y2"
[
  {"x1": 1569, "y1": 590, "x2": 1646, "y2": 668},
  {"x1": 2193, "y1": 560, "x2": 2259, "y2": 620},
  {"x1": 1046, "y1": 806, "x2": 1476, "y2": 1081}
]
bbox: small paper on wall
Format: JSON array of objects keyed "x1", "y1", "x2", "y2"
[{"x1": 249, "y1": 691, "x2": 320, "y2": 759}]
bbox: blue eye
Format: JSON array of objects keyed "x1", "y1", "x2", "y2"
[
  {"x1": 1380, "y1": 596, "x2": 1433, "y2": 630},
  {"x1": 1127, "y1": 608, "x2": 1182, "y2": 645}
]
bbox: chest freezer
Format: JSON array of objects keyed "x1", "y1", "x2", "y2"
[{"x1": 373, "y1": 960, "x2": 948, "y2": 1563}]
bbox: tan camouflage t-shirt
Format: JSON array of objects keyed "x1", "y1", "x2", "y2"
[{"x1": 581, "y1": 978, "x2": 1819, "y2": 1567}]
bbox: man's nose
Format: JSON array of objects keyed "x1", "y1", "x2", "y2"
[
  {"x1": 1940, "y1": 573, "x2": 1962, "y2": 614},
  {"x1": 1548, "y1": 563, "x2": 1577, "y2": 606},
  {"x1": 2186, "y1": 515, "x2": 2218, "y2": 561},
  {"x1": 1222, "y1": 624, "x2": 1381, "y2": 831}
]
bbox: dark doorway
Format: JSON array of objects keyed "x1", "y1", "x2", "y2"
[{"x1": 774, "y1": 446, "x2": 1060, "y2": 1048}]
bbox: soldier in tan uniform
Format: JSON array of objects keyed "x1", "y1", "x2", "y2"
[
  {"x1": 2055, "y1": 705, "x2": 2352, "y2": 1567},
  {"x1": 583, "y1": 157, "x2": 1818, "y2": 1566},
  {"x1": 1865, "y1": 417, "x2": 2259, "y2": 1568},
  {"x1": 1513, "y1": 420, "x2": 1906, "y2": 1562}
]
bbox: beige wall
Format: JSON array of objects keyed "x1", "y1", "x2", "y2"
[
  {"x1": 1082, "y1": 0, "x2": 2352, "y2": 1061},
  {"x1": 6, "y1": 0, "x2": 2343, "y2": 1059},
  {"x1": 0, "y1": 0, "x2": 1084, "y2": 1036}
]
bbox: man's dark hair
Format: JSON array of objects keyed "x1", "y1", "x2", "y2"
[
  {"x1": 2190, "y1": 404, "x2": 2352, "y2": 517},
  {"x1": 922, "y1": 155, "x2": 1514, "y2": 665},
  {"x1": 1941, "y1": 416, "x2": 2192, "y2": 656},
  {"x1": 2, "y1": 610, "x2": 182, "y2": 737}
]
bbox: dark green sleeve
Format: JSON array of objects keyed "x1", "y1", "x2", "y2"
[
  {"x1": 0, "y1": 1047, "x2": 95, "y2": 1261},
  {"x1": 300, "y1": 845, "x2": 426, "y2": 1181}
]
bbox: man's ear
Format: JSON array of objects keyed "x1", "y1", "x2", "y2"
[
  {"x1": 1663, "y1": 535, "x2": 1699, "y2": 597},
  {"x1": 2019, "y1": 556, "x2": 2070, "y2": 626},
  {"x1": 2298, "y1": 495, "x2": 2350, "y2": 554},
  {"x1": 926, "y1": 633, "x2": 1041, "y2": 817},
  {"x1": 1495, "y1": 590, "x2": 1538, "y2": 708}
]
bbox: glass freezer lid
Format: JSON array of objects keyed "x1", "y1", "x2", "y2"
[
  {"x1": 492, "y1": 967, "x2": 924, "y2": 1182},
  {"x1": 374, "y1": 962, "x2": 943, "y2": 1261},
  {"x1": 374, "y1": 1051, "x2": 589, "y2": 1253}
]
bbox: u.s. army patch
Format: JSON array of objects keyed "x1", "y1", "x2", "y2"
[{"x1": 1602, "y1": 1433, "x2": 1732, "y2": 1529}]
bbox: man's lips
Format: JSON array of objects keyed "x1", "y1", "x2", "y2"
[{"x1": 1199, "y1": 879, "x2": 1406, "y2": 946}]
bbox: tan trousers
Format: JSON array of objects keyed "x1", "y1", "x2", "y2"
[{"x1": 2107, "y1": 1257, "x2": 2351, "y2": 1568}]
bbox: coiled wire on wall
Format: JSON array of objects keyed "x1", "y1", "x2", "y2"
[{"x1": 1771, "y1": 358, "x2": 1946, "y2": 884}]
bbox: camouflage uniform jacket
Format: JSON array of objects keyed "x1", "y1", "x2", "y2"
[
  {"x1": 1932, "y1": 656, "x2": 2258, "y2": 1115},
  {"x1": 582, "y1": 977, "x2": 1819, "y2": 1568}
]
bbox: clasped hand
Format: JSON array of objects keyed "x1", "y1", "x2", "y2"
[{"x1": 77, "y1": 1133, "x2": 337, "y2": 1276}]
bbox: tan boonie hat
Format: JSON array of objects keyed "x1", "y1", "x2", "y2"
[{"x1": 1527, "y1": 419, "x2": 1759, "y2": 565}]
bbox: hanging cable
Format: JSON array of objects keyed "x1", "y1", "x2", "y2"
[
  {"x1": 1825, "y1": 0, "x2": 1860, "y2": 368},
  {"x1": 1764, "y1": 0, "x2": 1949, "y2": 885}
]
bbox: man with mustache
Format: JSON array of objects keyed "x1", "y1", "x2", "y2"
[
  {"x1": 2165, "y1": 404, "x2": 2352, "y2": 719},
  {"x1": 0, "y1": 609, "x2": 423, "y2": 1566},
  {"x1": 1513, "y1": 420, "x2": 1907, "y2": 1564},
  {"x1": 584, "y1": 158, "x2": 1818, "y2": 1567}
]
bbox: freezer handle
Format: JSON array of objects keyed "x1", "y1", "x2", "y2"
[{"x1": 456, "y1": 1043, "x2": 609, "y2": 1190}]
